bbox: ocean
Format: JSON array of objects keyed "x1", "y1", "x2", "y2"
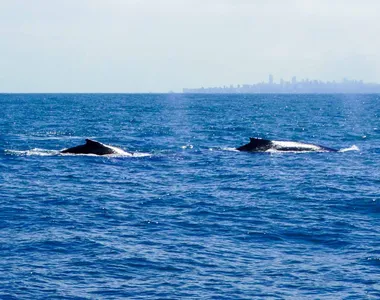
[{"x1": 0, "y1": 93, "x2": 379, "y2": 299}]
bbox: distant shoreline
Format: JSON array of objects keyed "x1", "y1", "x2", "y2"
[
  {"x1": 183, "y1": 76, "x2": 380, "y2": 94},
  {"x1": 182, "y1": 91, "x2": 380, "y2": 94},
  {"x1": 2, "y1": 92, "x2": 380, "y2": 95}
]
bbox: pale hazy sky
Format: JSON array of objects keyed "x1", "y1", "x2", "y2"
[{"x1": 1, "y1": 0, "x2": 379, "y2": 92}]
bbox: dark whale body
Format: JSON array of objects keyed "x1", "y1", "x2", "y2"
[
  {"x1": 237, "y1": 138, "x2": 337, "y2": 152},
  {"x1": 61, "y1": 139, "x2": 125, "y2": 155}
]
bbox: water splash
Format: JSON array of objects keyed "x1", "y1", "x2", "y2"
[
  {"x1": 5, "y1": 148, "x2": 150, "y2": 158},
  {"x1": 5, "y1": 148, "x2": 60, "y2": 156},
  {"x1": 217, "y1": 147, "x2": 239, "y2": 152},
  {"x1": 339, "y1": 145, "x2": 360, "y2": 152}
]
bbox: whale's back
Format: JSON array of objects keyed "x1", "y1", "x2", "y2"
[
  {"x1": 237, "y1": 138, "x2": 337, "y2": 152},
  {"x1": 61, "y1": 139, "x2": 117, "y2": 155}
]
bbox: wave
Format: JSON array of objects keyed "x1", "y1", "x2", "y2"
[
  {"x1": 5, "y1": 148, "x2": 61, "y2": 156},
  {"x1": 213, "y1": 147, "x2": 239, "y2": 152},
  {"x1": 4, "y1": 144, "x2": 360, "y2": 157},
  {"x1": 218, "y1": 145, "x2": 360, "y2": 154},
  {"x1": 4, "y1": 148, "x2": 151, "y2": 158},
  {"x1": 338, "y1": 145, "x2": 360, "y2": 152}
]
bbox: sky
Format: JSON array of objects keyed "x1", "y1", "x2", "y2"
[{"x1": 0, "y1": 0, "x2": 380, "y2": 92}]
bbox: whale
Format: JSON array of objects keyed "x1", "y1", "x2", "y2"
[
  {"x1": 61, "y1": 139, "x2": 128, "y2": 155},
  {"x1": 237, "y1": 137, "x2": 337, "y2": 152}
]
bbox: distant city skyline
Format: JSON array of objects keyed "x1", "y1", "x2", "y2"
[
  {"x1": 1, "y1": 1, "x2": 380, "y2": 92},
  {"x1": 183, "y1": 75, "x2": 380, "y2": 94}
]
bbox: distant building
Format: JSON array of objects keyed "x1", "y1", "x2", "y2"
[
  {"x1": 182, "y1": 75, "x2": 380, "y2": 94},
  {"x1": 269, "y1": 74, "x2": 274, "y2": 85}
]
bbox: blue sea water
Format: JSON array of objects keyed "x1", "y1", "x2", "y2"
[{"x1": 0, "y1": 93, "x2": 379, "y2": 299}]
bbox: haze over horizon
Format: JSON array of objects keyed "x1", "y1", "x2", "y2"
[{"x1": 1, "y1": 0, "x2": 379, "y2": 93}]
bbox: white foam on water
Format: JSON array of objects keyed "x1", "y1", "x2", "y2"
[
  {"x1": 339, "y1": 145, "x2": 360, "y2": 152},
  {"x1": 220, "y1": 147, "x2": 239, "y2": 152},
  {"x1": 5, "y1": 148, "x2": 151, "y2": 158},
  {"x1": 129, "y1": 152, "x2": 151, "y2": 158},
  {"x1": 5, "y1": 148, "x2": 60, "y2": 156}
]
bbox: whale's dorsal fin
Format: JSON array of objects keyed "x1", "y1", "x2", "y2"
[{"x1": 85, "y1": 139, "x2": 103, "y2": 146}]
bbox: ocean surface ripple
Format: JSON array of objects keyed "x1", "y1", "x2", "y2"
[{"x1": 0, "y1": 94, "x2": 379, "y2": 299}]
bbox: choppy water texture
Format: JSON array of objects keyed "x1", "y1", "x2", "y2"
[{"x1": 0, "y1": 94, "x2": 379, "y2": 299}]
